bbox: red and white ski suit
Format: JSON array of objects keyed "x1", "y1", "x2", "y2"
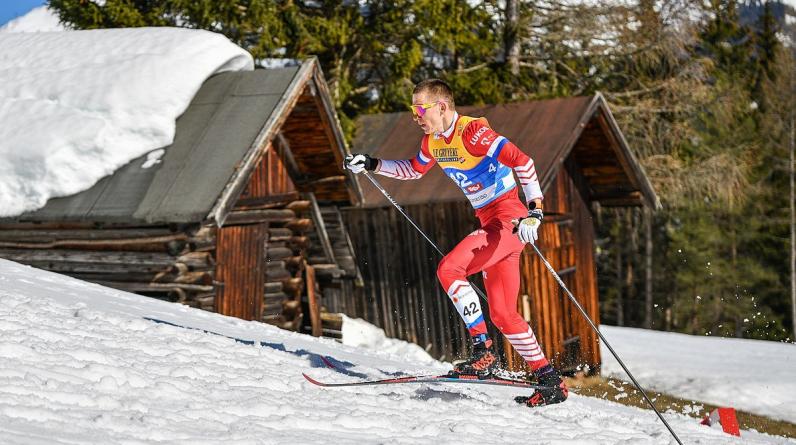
[{"x1": 376, "y1": 112, "x2": 549, "y2": 371}]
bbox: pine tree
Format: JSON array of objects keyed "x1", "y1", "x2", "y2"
[{"x1": 751, "y1": 1, "x2": 780, "y2": 113}]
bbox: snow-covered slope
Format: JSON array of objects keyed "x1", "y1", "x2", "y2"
[
  {"x1": 600, "y1": 325, "x2": 796, "y2": 423},
  {"x1": 0, "y1": 27, "x2": 253, "y2": 217},
  {"x1": 0, "y1": 259, "x2": 793, "y2": 445}
]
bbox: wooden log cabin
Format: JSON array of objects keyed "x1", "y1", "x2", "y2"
[
  {"x1": 0, "y1": 58, "x2": 363, "y2": 338},
  {"x1": 337, "y1": 94, "x2": 659, "y2": 374}
]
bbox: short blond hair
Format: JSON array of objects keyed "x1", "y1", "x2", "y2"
[{"x1": 413, "y1": 79, "x2": 455, "y2": 110}]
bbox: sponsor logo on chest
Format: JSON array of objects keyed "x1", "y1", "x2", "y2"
[
  {"x1": 433, "y1": 147, "x2": 465, "y2": 163},
  {"x1": 464, "y1": 182, "x2": 484, "y2": 193}
]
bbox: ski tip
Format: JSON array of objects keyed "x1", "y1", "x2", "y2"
[{"x1": 302, "y1": 373, "x2": 326, "y2": 387}]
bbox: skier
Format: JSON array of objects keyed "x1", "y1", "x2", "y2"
[{"x1": 344, "y1": 79, "x2": 568, "y2": 407}]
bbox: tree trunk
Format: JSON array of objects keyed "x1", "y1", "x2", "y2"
[
  {"x1": 615, "y1": 209, "x2": 624, "y2": 326},
  {"x1": 625, "y1": 209, "x2": 637, "y2": 325},
  {"x1": 644, "y1": 206, "x2": 653, "y2": 329},
  {"x1": 504, "y1": 0, "x2": 520, "y2": 76},
  {"x1": 790, "y1": 68, "x2": 796, "y2": 342}
]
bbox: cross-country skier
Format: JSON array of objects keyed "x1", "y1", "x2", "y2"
[{"x1": 344, "y1": 79, "x2": 568, "y2": 407}]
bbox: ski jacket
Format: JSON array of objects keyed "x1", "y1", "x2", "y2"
[{"x1": 377, "y1": 113, "x2": 543, "y2": 211}]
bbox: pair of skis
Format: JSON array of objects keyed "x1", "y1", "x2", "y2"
[{"x1": 302, "y1": 356, "x2": 548, "y2": 390}]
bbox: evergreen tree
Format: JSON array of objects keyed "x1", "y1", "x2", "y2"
[{"x1": 751, "y1": 1, "x2": 780, "y2": 113}]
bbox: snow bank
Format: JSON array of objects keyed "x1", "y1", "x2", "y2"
[
  {"x1": 0, "y1": 258, "x2": 793, "y2": 444},
  {"x1": 341, "y1": 314, "x2": 442, "y2": 368},
  {"x1": 0, "y1": 6, "x2": 64, "y2": 33},
  {"x1": 0, "y1": 27, "x2": 253, "y2": 217},
  {"x1": 600, "y1": 325, "x2": 796, "y2": 423}
]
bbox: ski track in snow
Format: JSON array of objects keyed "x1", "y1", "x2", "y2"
[{"x1": 0, "y1": 259, "x2": 793, "y2": 444}]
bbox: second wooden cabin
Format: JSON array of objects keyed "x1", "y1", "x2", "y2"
[{"x1": 335, "y1": 94, "x2": 658, "y2": 373}]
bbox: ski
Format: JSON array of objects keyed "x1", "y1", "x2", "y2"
[{"x1": 302, "y1": 372, "x2": 550, "y2": 390}]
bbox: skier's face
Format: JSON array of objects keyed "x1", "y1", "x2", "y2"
[{"x1": 411, "y1": 92, "x2": 447, "y2": 135}]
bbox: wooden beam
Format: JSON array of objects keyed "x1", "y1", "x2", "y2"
[
  {"x1": 234, "y1": 191, "x2": 301, "y2": 210},
  {"x1": 305, "y1": 193, "x2": 336, "y2": 264},
  {"x1": 91, "y1": 281, "x2": 214, "y2": 293},
  {"x1": 304, "y1": 176, "x2": 347, "y2": 187},
  {"x1": 0, "y1": 233, "x2": 187, "y2": 251},
  {"x1": 224, "y1": 209, "x2": 296, "y2": 225},
  {"x1": 305, "y1": 264, "x2": 322, "y2": 337}
]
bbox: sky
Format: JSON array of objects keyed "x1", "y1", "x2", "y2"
[{"x1": 0, "y1": 0, "x2": 45, "y2": 27}]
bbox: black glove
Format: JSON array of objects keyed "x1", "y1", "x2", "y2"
[{"x1": 344, "y1": 153, "x2": 379, "y2": 173}]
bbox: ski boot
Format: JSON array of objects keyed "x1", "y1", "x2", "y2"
[
  {"x1": 515, "y1": 365, "x2": 568, "y2": 407},
  {"x1": 449, "y1": 337, "x2": 499, "y2": 379}
]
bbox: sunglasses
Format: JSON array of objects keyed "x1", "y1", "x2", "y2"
[{"x1": 410, "y1": 101, "x2": 442, "y2": 118}]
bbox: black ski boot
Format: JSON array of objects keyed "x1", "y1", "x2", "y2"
[
  {"x1": 449, "y1": 338, "x2": 499, "y2": 379},
  {"x1": 515, "y1": 365, "x2": 568, "y2": 407}
]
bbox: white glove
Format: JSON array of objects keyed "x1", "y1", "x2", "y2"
[
  {"x1": 512, "y1": 208, "x2": 543, "y2": 244},
  {"x1": 344, "y1": 153, "x2": 378, "y2": 174}
]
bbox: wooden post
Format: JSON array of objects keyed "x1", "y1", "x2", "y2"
[
  {"x1": 305, "y1": 263, "x2": 322, "y2": 337},
  {"x1": 644, "y1": 206, "x2": 653, "y2": 329}
]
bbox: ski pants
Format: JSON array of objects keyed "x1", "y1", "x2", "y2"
[{"x1": 436, "y1": 197, "x2": 549, "y2": 369}]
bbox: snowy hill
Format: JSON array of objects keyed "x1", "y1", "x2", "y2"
[
  {"x1": 0, "y1": 259, "x2": 793, "y2": 445},
  {"x1": 601, "y1": 325, "x2": 796, "y2": 424}
]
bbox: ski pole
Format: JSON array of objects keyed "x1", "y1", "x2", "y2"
[
  {"x1": 530, "y1": 243, "x2": 683, "y2": 445},
  {"x1": 361, "y1": 171, "x2": 489, "y2": 303}
]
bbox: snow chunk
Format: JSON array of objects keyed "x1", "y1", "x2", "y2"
[
  {"x1": 0, "y1": 27, "x2": 254, "y2": 217},
  {"x1": 341, "y1": 314, "x2": 440, "y2": 367}
]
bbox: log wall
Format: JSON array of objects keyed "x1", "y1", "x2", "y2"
[{"x1": 0, "y1": 223, "x2": 215, "y2": 307}]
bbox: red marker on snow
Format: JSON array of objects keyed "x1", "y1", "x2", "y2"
[{"x1": 700, "y1": 407, "x2": 741, "y2": 437}]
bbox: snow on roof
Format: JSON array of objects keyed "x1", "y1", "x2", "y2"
[
  {"x1": 0, "y1": 27, "x2": 253, "y2": 217},
  {"x1": 0, "y1": 6, "x2": 65, "y2": 33}
]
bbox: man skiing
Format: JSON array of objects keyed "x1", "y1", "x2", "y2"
[{"x1": 344, "y1": 79, "x2": 567, "y2": 407}]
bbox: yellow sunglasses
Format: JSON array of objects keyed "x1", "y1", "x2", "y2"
[{"x1": 410, "y1": 101, "x2": 442, "y2": 118}]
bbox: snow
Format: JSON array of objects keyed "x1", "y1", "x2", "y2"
[
  {"x1": 341, "y1": 314, "x2": 442, "y2": 367},
  {"x1": 0, "y1": 27, "x2": 253, "y2": 217},
  {"x1": 0, "y1": 259, "x2": 794, "y2": 444},
  {"x1": 0, "y1": 6, "x2": 64, "y2": 33},
  {"x1": 600, "y1": 325, "x2": 796, "y2": 424}
]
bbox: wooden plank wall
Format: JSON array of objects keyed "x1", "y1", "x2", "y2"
[
  {"x1": 215, "y1": 223, "x2": 267, "y2": 321},
  {"x1": 509, "y1": 165, "x2": 601, "y2": 373},
  {"x1": 341, "y1": 202, "x2": 480, "y2": 361},
  {"x1": 238, "y1": 144, "x2": 297, "y2": 200}
]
